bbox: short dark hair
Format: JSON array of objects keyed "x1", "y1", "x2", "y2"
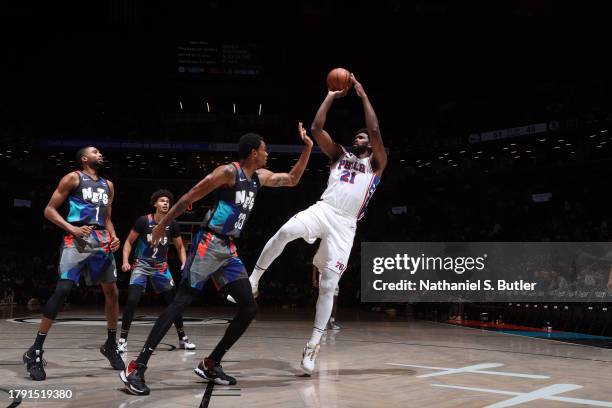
[
  {"x1": 355, "y1": 128, "x2": 370, "y2": 140},
  {"x1": 150, "y1": 189, "x2": 174, "y2": 207},
  {"x1": 75, "y1": 146, "x2": 94, "y2": 167},
  {"x1": 238, "y1": 133, "x2": 263, "y2": 159}
]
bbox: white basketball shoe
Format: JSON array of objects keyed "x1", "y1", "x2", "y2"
[
  {"x1": 117, "y1": 338, "x2": 128, "y2": 354},
  {"x1": 300, "y1": 342, "x2": 320, "y2": 375},
  {"x1": 179, "y1": 337, "x2": 196, "y2": 350}
]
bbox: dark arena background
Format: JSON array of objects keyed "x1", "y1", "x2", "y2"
[{"x1": 1, "y1": 2, "x2": 612, "y2": 407}]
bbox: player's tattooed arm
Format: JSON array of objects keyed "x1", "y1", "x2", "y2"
[
  {"x1": 222, "y1": 163, "x2": 238, "y2": 180},
  {"x1": 258, "y1": 169, "x2": 292, "y2": 187},
  {"x1": 352, "y1": 74, "x2": 387, "y2": 175},
  {"x1": 105, "y1": 180, "x2": 120, "y2": 252},
  {"x1": 311, "y1": 88, "x2": 348, "y2": 163},
  {"x1": 151, "y1": 164, "x2": 235, "y2": 245},
  {"x1": 44, "y1": 172, "x2": 92, "y2": 237},
  {"x1": 258, "y1": 122, "x2": 313, "y2": 187}
]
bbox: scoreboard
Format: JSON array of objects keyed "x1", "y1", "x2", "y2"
[{"x1": 177, "y1": 41, "x2": 261, "y2": 77}]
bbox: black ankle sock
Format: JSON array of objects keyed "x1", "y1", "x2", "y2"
[
  {"x1": 32, "y1": 331, "x2": 47, "y2": 350},
  {"x1": 208, "y1": 350, "x2": 224, "y2": 365},
  {"x1": 106, "y1": 328, "x2": 117, "y2": 345},
  {"x1": 206, "y1": 355, "x2": 220, "y2": 366},
  {"x1": 176, "y1": 327, "x2": 185, "y2": 340},
  {"x1": 120, "y1": 329, "x2": 129, "y2": 341}
]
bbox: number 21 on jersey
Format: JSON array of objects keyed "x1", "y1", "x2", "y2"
[{"x1": 340, "y1": 171, "x2": 356, "y2": 184}]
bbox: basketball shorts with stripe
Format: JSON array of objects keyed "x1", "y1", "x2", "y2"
[
  {"x1": 182, "y1": 229, "x2": 248, "y2": 291},
  {"x1": 294, "y1": 201, "x2": 357, "y2": 275},
  {"x1": 58, "y1": 229, "x2": 117, "y2": 286},
  {"x1": 129, "y1": 258, "x2": 175, "y2": 292}
]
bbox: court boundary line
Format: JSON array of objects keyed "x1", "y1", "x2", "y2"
[{"x1": 438, "y1": 320, "x2": 612, "y2": 352}]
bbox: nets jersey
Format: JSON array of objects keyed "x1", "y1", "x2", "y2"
[
  {"x1": 66, "y1": 171, "x2": 110, "y2": 228},
  {"x1": 203, "y1": 162, "x2": 260, "y2": 238},
  {"x1": 320, "y1": 149, "x2": 380, "y2": 220},
  {"x1": 132, "y1": 214, "x2": 181, "y2": 262}
]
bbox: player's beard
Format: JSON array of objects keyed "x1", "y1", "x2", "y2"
[
  {"x1": 351, "y1": 144, "x2": 368, "y2": 155},
  {"x1": 90, "y1": 159, "x2": 102, "y2": 169}
]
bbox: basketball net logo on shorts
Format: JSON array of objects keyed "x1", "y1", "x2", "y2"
[
  {"x1": 235, "y1": 190, "x2": 255, "y2": 210},
  {"x1": 82, "y1": 187, "x2": 109, "y2": 205}
]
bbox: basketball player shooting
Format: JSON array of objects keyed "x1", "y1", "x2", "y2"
[{"x1": 237, "y1": 73, "x2": 387, "y2": 374}]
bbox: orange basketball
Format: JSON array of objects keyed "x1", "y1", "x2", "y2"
[{"x1": 326, "y1": 67, "x2": 351, "y2": 91}]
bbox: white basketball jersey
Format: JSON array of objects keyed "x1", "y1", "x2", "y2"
[{"x1": 320, "y1": 149, "x2": 381, "y2": 220}]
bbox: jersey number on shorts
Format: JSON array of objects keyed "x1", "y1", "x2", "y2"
[
  {"x1": 340, "y1": 171, "x2": 356, "y2": 184},
  {"x1": 235, "y1": 213, "x2": 247, "y2": 229}
]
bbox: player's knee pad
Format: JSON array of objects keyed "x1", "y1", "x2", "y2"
[
  {"x1": 171, "y1": 284, "x2": 197, "y2": 311},
  {"x1": 126, "y1": 285, "x2": 143, "y2": 307},
  {"x1": 240, "y1": 299, "x2": 258, "y2": 320},
  {"x1": 42, "y1": 279, "x2": 73, "y2": 320},
  {"x1": 160, "y1": 289, "x2": 176, "y2": 305},
  {"x1": 318, "y1": 269, "x2": 340, "y2": 296}
]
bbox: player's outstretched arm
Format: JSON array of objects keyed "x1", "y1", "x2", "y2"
[
  {"x1": 44, "y1": 172, "x2": 89, "y2": 237},
  {"x1": 352, "y1": 74, "x2": 388, "y2": 174},
  {"x1": 258, "y1": 122, "x2": 313, "y2": 187},
  {"x1": 151, "y1": 165, "x2": 236, "y2": 244},
  {"x1": 311, "y1": 87, "x2": 350, "y2": 163}
]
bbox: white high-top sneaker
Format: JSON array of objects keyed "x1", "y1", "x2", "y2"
[
  {"x1": 300, "y1": 342, "x2": 320, "y2": 375},
  {"x1": 117, "y1": 338, "x2": 128, "y2": 354},
  {"x1": 179, "y1": 337, "x2": 196, "y2": 350}
]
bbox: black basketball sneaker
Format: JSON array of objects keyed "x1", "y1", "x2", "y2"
[
  {"x1": 100, "y1": 342, "x2": 125, "y2": 370},
  {"x1": 194, "y1": 357, "x2": 237, "y2": 385},
  {"x1": 23, "y1": 348, "x2": 46, "y2": 381},
  {"x1": 120, "y1": 360, "x2": 150, "y2": 395}
]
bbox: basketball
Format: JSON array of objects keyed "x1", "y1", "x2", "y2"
[{"x1": 326, "y1": 67, "x2": 351, "y2": 91}]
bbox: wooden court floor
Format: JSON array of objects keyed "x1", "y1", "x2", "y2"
[{"x1": 1, "y1": 306, "x2": 611, "y2": 407}]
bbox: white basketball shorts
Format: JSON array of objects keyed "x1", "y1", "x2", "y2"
[{"x1": 293, "y1": 200, "x2": 356, "y2": 275}]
